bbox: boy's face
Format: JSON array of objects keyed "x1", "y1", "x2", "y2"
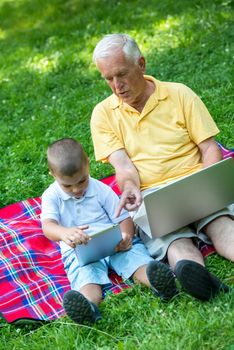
[{"x1": 52, "y1": 163, "x2": 89, "y2": 198}]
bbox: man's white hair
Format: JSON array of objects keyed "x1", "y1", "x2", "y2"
[{"x1": 93, "y1": 33, "x2": 142, "y2": 64}]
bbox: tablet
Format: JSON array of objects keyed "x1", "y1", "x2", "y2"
[{"x1": 74, "y1": 224, "x2": 122, "y2": 266}]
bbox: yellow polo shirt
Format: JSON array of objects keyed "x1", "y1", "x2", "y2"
[{"x1": 91, "y1": 76, "x2": 220, "y2": 190}]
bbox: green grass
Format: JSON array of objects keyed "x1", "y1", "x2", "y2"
[
  {"x1": 1, "y1": 270, "x2": 234, "y2": 350},
  {"x1": 0, "y1": 0, "x2": 234, "y2": 349}
]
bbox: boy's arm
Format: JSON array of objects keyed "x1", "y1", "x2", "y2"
[
  {"x1": 41, "y1": 187, "x2": 90, "y2": 248},
  {"x1": 115, "y1": 217, "x2": 135, "y2": 252},
  {"x1": 42, "y1": 218, "x2": 65, "y2": 242},
  {"x1": 42, "y1": 219, "x2": 90, "y2": 248}
]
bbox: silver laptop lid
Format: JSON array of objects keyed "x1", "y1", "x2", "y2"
[{"x1": 138, "y1": 157, "x2": 234, "y2": 238}]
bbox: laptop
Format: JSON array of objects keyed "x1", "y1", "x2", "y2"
[
  {"x1": 135, "y1": 157, "x2": 234, "y2": 238},
  {"x1": 74, "y1": 224, "x2": 122, "y2": 266}
]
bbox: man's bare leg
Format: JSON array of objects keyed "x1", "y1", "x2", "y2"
[
  {"x1": 167, "y1": 238, "x2": 204, "y2": 270},
  {"x1": 204, "y1": 216, "x2": 234, "y2": 262},
  {"x1": 166, "y1": 237, "x2": 229, "y2": 300}
]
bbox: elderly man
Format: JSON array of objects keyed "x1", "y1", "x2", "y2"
[{"x1": 90, "y1": 33, "x2": 233, "y2": 301}]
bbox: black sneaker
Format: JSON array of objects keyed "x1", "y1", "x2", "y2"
[
  {"x1": 175, "y1": 260, "x2": 230, "y2": 301},
  {"x1": 146, "y1": 261, "x2": 178, "y2": 302},
  {"x1": 63, "y1": 290, "x2": 102, "y2": 324}
]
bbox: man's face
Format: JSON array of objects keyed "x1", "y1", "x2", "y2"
[{"x1": 96, "y1": 50, "x2": 146, "y2": 107}]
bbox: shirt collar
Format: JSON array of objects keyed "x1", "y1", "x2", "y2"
[
  {"x1": 55, "y1": 176, "x2": 96, "y2": 201},
  {"x1": 109, "y1": 76, "x2": 168, "y2": 110}
]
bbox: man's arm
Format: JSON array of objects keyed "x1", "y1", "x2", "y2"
[
  {"x1": 108, "y1": 149, "x2": 142, "y2": 216},
  {"x1": 198, "y1": 137, "x2": 222, "y2": 168}
]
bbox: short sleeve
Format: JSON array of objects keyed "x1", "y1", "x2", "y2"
[
  {"x1": 183, "y1": 91, "x2": 220, "y2": 145},
  {"x1": 40, "y1": 188, "x2": 60, "y2": 223},
  {"x1": 98, "y1": 182, "x2": 129, "y2": 224},
  {"x1": 91, "y1": 102, "x2": 124, "y2": 162}
]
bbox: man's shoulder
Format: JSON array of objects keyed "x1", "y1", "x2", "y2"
[
  {"x1": 160, "y1": 80, "x2": 190, "y2": 90},
  {"x1": 160, "y1": 80, "x2": 196, "y2": 98},
  {"x1": 92, "y1": 94, "x2": 118, "y2": 115}
]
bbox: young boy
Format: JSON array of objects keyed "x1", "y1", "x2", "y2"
[{"x1": 41, "y1": 138, "x2": 177, "y2": 325}]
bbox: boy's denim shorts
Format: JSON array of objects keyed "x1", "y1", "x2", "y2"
[{"x1": 62, "y1": 237, "x2": 153, "y2": 291}]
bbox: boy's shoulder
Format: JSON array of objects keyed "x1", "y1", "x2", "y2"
[
  {"x1": 41, "y1": 181, "x2": 62, "y2": 199},
  {"x1": 88, "y1": 177, "x2": 120, "y2": 205},
  {"x1": 41, "y1": 177, "x2": 117, "y2": 202},
  {"x1": 89, "y1": 177, "x2": 114, "y2": 194}
]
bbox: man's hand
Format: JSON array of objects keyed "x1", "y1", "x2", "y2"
[
  {"x1": 61, "y1": 225, "x2": 90, "y2": 248},
  {"x1": 108, "y1": 149, "x2": 142, "y2": 216},
  {"x1": 116, "y1": 186, "x2": 142, "y2": 217},
  {"x1": 115, "y1": 231, "x2": 133, "y2": 252}
]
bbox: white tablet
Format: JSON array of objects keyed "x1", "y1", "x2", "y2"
[{"x1": 74, "y1": 224, "x2": 122, "y2": 267}]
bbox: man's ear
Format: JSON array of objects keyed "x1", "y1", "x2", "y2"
[{"x1": 138, "y1": 56, "x2": 146, "y2": 73}]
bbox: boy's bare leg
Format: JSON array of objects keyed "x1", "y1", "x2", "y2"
[
  {"x1": 204, "y1": 216, "x2": 234, "y2": 261},
  {"x1": 132, "y1": 264, "x2": 150, "y2": 286},
  {"x1": 79, "y1": 283, "x2": 103, "y2": 305},
  {"x1": 63, "y1": 283, "x2": 102, "y2": 324}
]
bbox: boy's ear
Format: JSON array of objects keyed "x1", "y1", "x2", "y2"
[{"x1": 49, "y1": 171, "x2": 57, "y2": 181}]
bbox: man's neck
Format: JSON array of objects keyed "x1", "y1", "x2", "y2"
[{"x1": 130, "y1": 80, "x2": 155, "y2": 113}]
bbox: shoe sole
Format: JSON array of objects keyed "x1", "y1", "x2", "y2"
[
  {"x1": 63, "y1": 290, "x2": 98, "y2": 324},
  {"x1": 175, "y1": 260, "x2": 221, "y2": 301},
  {"x1": 146, "y1": 261, "x2": 178, "y2": 301}
]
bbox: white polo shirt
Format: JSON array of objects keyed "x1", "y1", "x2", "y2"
[{"x1": 41, "y1": 177, "x2": 129, "y2": 255}]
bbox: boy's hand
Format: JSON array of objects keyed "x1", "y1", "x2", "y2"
[
  {"x1": 61, "y1": 225, "x2": 90, "y2": 248},
  {"x1": 115, "y1": 231, "x2": 133, "y2": 252}
]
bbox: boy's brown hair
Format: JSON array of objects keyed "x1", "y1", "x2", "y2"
[{"x1": 47, "y1": 138, "x2": 88, "y2": 176}]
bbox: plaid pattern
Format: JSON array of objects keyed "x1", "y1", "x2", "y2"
[
  {"x1": 0, "y1": 144, "x2": 233, "y2": 323},
  {"x1": 0, "y1": 183, "x2": 130, "y2": 323}
]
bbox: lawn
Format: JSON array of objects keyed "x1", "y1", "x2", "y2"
[{"x1": 0, "y1": 0, "x2": 234, "y2": 349}]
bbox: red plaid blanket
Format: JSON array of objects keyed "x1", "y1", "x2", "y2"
[
  {"x1": 0, "y1": 144, "x2": 233, "y2": 323},
  {"x1": 0, "y1": 193, "x2": 132, "y2": 324}
]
